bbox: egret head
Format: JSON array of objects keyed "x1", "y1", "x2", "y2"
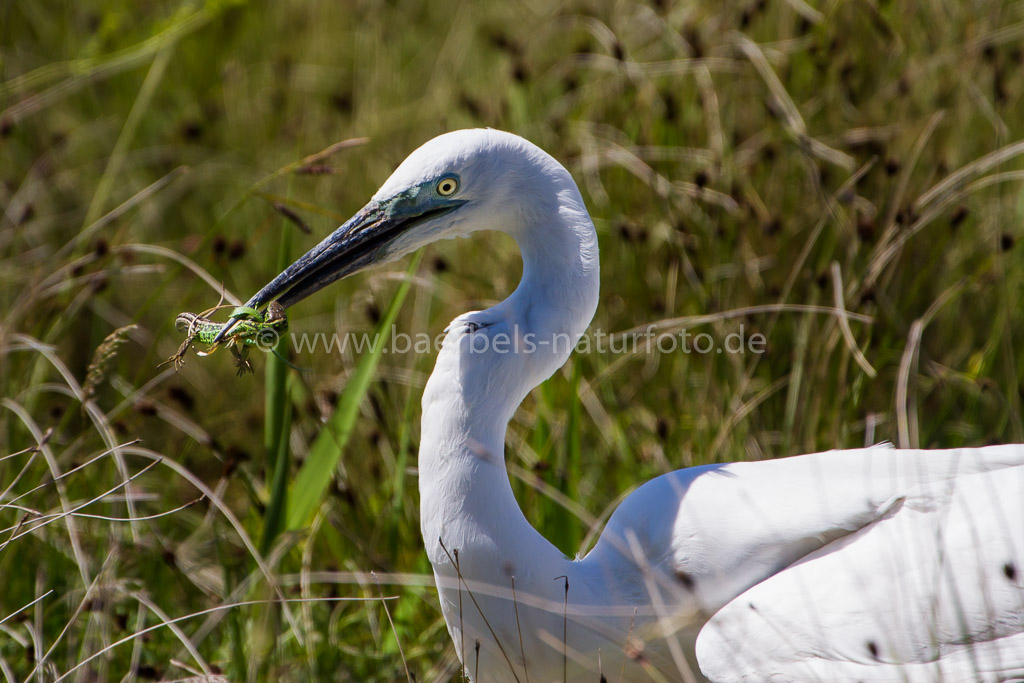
[{"x1": 241, "y1": 128, "x2": 569, "y2": 311}]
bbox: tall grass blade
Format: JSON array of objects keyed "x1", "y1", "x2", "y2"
[
  {"x1": 261, "y1": 226, "x2": 293, "y2": 554},
  {"x1": 286, "y1": 251, "x2": 423, "y2": 530},
  {"x1": 564, "y1": 358, "x2": 583, "y2": 553}
]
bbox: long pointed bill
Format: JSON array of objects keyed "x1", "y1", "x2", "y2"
[
  {"x1": 247, "y1": 201, "x2": 390, "y2": 311},
  {"x1": 211, "y1": 195, "x2": 460, "y2": 344}
]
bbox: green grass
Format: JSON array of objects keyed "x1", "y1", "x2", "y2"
[{"x1": 2, "y1": 0, "x2": 1024, "y2": 680}]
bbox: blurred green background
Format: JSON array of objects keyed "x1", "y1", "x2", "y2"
[{"x1": 2, "y1": 0, "x2": 1023, "y2": 680}]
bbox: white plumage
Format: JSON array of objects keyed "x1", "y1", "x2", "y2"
[{"x1": 249, "y1": 129, "x2": 1024, "y2": 682}]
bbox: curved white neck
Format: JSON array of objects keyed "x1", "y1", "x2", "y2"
[{"x1": 418, "y1": 179, "x2": 599, "y2": 563}]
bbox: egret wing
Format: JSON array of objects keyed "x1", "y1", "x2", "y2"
[
  {"x1": 695, "y1": 464, "x2": 1024, "y2": 682},
  {"x1": 591, "y1": 446, "x2": 1024, "y2": 614}
]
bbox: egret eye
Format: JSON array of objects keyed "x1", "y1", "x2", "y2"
[{"x1": 436, "y1": 177, "x2": 459, "y2": 196}]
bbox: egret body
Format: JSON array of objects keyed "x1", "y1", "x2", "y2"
[{"x1": 237, "y1": 129, "x2": 1024, "y2": 682}]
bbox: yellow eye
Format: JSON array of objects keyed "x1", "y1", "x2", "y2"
[{"x1": 437, "y1": 177, "x2": 459, "y2": 196}]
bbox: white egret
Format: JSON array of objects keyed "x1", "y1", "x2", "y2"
[{"x1": 232, "y1": 129, "x2": 1024, "y2": 682}]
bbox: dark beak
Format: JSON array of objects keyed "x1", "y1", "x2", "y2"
[
  {"x1": 211, "y1": 196, "x2": 459, "y2": 344},
  {"x1": 246, "y1": 200, "x2": 393, "y2": 311}
]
